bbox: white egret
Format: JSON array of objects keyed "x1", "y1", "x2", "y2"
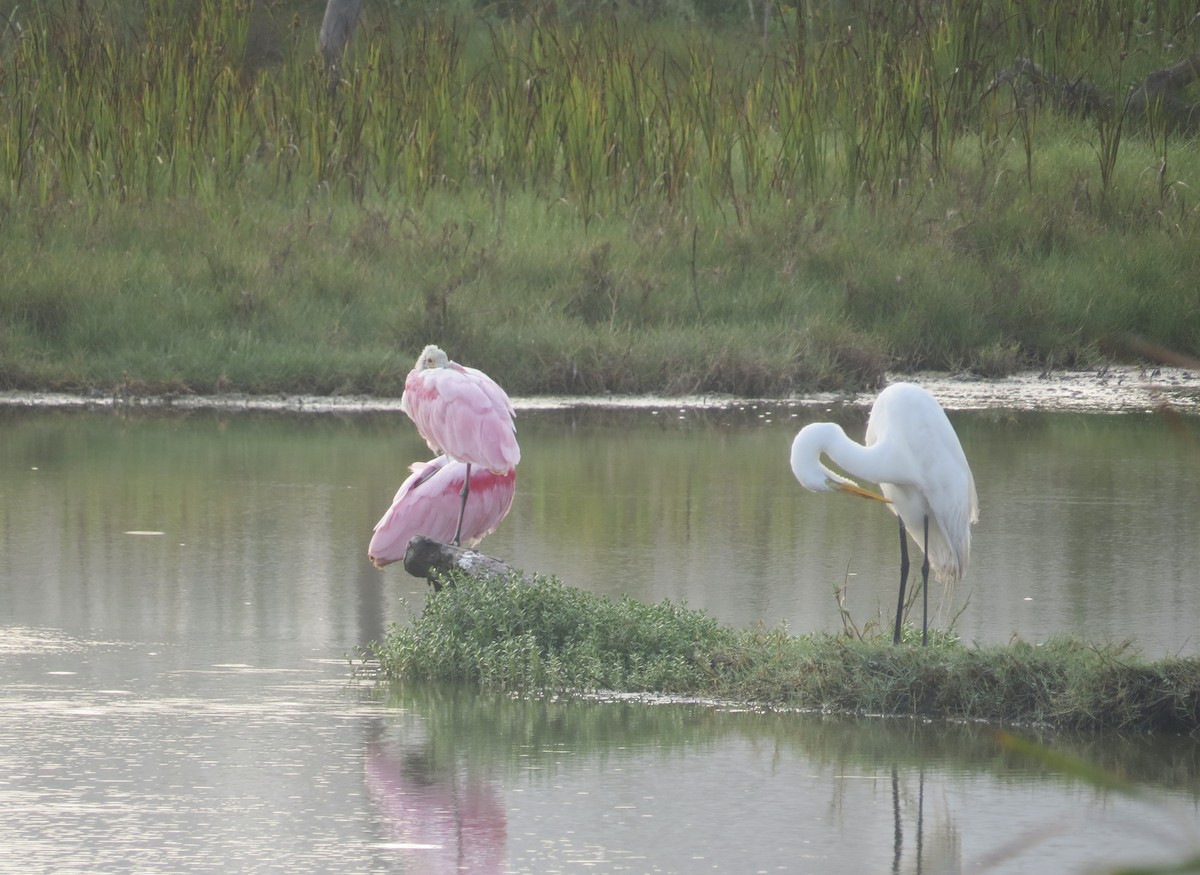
[{"x1": 790, "y1": 382, "x2": 979, "y2": 645}]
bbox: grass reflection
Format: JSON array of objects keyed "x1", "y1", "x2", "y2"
[{"x1": 372, "y1": 678, "x2": 1200, "y2": 797}]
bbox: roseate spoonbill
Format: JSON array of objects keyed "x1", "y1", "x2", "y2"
[
  {"x1": 789, "y1": 382, "x2": 979, "y2": 646},
  {"x1": 400, "y1": 345, "x2": 519, "y2": 545},
  {"x1": 368, "y1": 456, "x2": 516, "y2": 569}
]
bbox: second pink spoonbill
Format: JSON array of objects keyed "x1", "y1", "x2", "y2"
[{"x1": 368, "y1": 456, "x2": 517, "y2": 568}]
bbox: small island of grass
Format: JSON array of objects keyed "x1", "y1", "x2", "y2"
[{"x1": 372, "y1": 572, "x2": 1200, "y2": 734}]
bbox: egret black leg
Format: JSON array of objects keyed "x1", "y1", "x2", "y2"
[
  {"x1": 891, "y1": 765, "x2": 902, "y2": 873},
  {"x1": 893, "y1": 518, "x2": 909, "y2": 645},
  {"x1": 921, "y1": 515, "x2": 930, "y2": 647},
  {"x1": 453, "y1": 462, "x2": 471, "y2": 546}
]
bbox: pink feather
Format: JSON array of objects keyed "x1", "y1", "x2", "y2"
[
  {"x1": 400, "y1": 345, "x2": 520, "y2": 474},
  {"x1": 368, "y1": 456, "x2": 516, "y2": 568}
]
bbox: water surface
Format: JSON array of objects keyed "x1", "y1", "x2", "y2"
[{"x1": 1, "y1": 402, "x2": 1197, "y2": 873}]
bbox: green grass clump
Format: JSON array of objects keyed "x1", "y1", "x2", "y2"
[
  {"x1": 375, "y1": 572, "x2": 739, "y2": 693},
  {"x1": 374, "y1": 573, "x2": 1200, "y2": 733},
  {"x1": 739, "y1": 633, "x2": 1200, "y2": 732}
]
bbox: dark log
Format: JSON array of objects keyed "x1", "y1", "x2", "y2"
[
  {"x1": 402, "y1": 535, "x2": 529, "y2": 591},
  {"x1": 1126, "y1": 53, "x2": 1200, "y2": 134},
  {"x1": 988, "y1": 54, "x2": 1200, "y2": 134},
  {"x1": 986, "y1": 58, "x2": 1108, "y2": 118}
]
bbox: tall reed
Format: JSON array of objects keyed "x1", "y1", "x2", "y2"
[{"x1": 1, "y1": 1, "x2": 1196, "y2": 218}]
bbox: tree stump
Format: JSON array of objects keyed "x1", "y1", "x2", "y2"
[
  {"x1": 402, "y1": 535, "x2": 529, "y2": 591},
  {"x1": 318, "y1": 0, "x2": 363, "y2": 91}
]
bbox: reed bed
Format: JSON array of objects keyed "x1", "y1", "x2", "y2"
[{"x1": 4, "y1": 1, "x2": 1198, "y2": 213}]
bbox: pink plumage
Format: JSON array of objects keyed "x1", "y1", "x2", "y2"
[
  {"x1": 364, "y1": 739, "x2": 507, "y2": 872},
  {"x1": 368, "y1": 456, "x2": 517, "y2": 568},
  {"x1": 400, "y1": 345, "x2": 520, "y2": 475}
]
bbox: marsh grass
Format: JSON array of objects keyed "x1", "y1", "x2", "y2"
[
  {"x1": 374, "y1": 572, "x2": 1200, "y2": 733},
  {"x1": 3, "y1": 176, "x2": 1199, "y2": 394},
  {"x1": 2, "y1": 2, "x2": 1199, "y2": 393}
]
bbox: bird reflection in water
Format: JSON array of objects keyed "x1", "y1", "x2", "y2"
[
  {"x1": 365, "y1": 735, "x2": 507, "y2": 873},
  {"x1": 889, "y1": 765, "x2": 961, "y2": 875}
]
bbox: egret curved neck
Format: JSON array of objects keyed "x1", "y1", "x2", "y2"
[{"x1": 801, "y1": 422, "x2": 894, "y2": 485}]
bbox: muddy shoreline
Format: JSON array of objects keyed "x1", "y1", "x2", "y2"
[{"x1": 0, "y1": 366, "x2": 1197, "y2": 415}]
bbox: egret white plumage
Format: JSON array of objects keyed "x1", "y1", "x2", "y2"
[{"x1": 790, "y1": 382, "x2": 978, "y2": 645}]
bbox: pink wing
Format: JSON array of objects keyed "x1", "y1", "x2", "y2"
[
  {"x1": 368, "y1": 456, "x2": 517, "y2": 568},
  {"x1": 402, "y1": 362, "x2": 520, "y2": 474}
]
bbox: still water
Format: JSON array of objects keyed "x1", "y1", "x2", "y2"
[{"x1": 1, "y1": 399, "x2": 1198, "y2": 873}]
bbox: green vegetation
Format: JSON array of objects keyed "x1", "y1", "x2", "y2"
[
  {"x1": 2, "y1": 1, "x2": 1200, "y2": 395},
  {"x1": 373, "y1": 572, "x2": 1200, "y2": 733}
]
